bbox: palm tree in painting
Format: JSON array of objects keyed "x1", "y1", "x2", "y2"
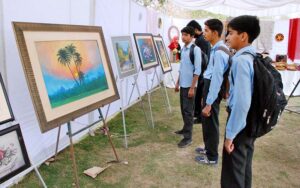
[
  {"x1": 57, "y1": 48, "x2": 80, "y2": 86},
  {"x1": 57, "y1": 43, "x2": 86, "y2": 86},
  {"x1": 73, "y1": 52, "x2": 84, "y2": 84}
]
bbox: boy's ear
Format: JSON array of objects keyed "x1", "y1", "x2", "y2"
[{"x1": 241, "y1": 32, "x2": 249, "y2": 43}]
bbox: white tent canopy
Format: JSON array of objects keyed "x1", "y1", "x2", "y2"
[{"x1": 171, "y1": 0, "x2": 300, "y2": 17}]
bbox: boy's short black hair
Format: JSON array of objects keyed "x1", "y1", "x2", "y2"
[
  {"x1": 181, "y1": 26, "x2": 195, "y2": 36},
  {"x1": 227, "y1": 15, "x2": 260, "y2": 43},
  {"x1": 187, "y1": 20, "x2": 202, "y2": 32},
  {"x1": 204, "y1": 19, "x2": 223, "y2": 37}
]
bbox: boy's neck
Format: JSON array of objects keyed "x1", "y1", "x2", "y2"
[
  {"x1": 211, "y1": 38, "x2": 221, "y2": 47},
  {"x1": 184, "y1": 40, "x2": 192, "y2": 46},
  {"x1": 236, "y1": 43, "x2": 251, "y2": 51}
]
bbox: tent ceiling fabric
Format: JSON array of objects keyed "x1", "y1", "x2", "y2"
[{"x1": 171, "y1": 0, "x2": 300, "y2": 17}]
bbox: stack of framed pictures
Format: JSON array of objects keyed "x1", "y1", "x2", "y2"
[
  {"x1": 13, "y1": 22, "x2": 120, "y2": 133},
  {"x1": 111, "y1": 36, "x2": 137, "y2": 79},
  {"x1": 0, "y1": 73, "x2": 31, "y2": 184}
]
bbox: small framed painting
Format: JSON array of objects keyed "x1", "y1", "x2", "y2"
[
  {"x1": 133, "y1": 33, "x2": 159, "y2": 70},
  {"x1": 0, "y1": 73, "x2": 14, "y2": 125},
  {"x1": 111, "y1": 36, "x2": 137, "y2": 79},
  {"x1": 0, "y1": 124, "x2": 30, "y2": 183},
  {"x1": 153, "y1": 36, "x2": 172, "y2": 73}
]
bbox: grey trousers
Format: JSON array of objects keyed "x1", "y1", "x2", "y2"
[
  {"x1": 180, "y1": 87, "x2": 195, "y2": 140},
  {"x1": 221, "y1": 108, "x2": 256, "y2": 188},
  {"x1": 202, "y1": 79, "x2": 221, "y2": 161}
]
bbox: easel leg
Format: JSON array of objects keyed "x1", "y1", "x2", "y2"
[
  {"x1": 34, "y1": 167, "x2": 47, "y2": 188},
  {"x1": 120, "y1": 79, "x2": 128, "y2": 148},
  {"x1": 155, "y1": 70, "x2": 171, "y2": 114},
  {"x1": 67, "y1": 122, "x2": 80, "y2": 188},
  {"x1": 98, "y1": 109, "x2": 120, "y2": 161},
  {"x1": 137, "y1": 86, "x2": 150, "y2": 127},
  {"x1": 146, "y1": 74, "x2": 155, "y2": 128},
  {"x1": 54, "y1": 125, "x2": 61, "y2": 160}
]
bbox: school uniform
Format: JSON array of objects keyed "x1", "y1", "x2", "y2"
[
  {"x1": 178, "y1": 42, "x2": 201, "y2": 141},
  {"x1": 194, "y1": 33, "x2": 211, "y2": 121},
  {"x1": 202, "y1": 40, "x2": 229, "y2": 162},
  {"x1": 221, "y1": 45, "x2": 256, "y2": 188}
]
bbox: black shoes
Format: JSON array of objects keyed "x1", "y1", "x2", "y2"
[
  {"x1": 174, "y1": 129, "x2": 185, "y2": 135},
  {"x1": 193, "y1": 118, "x2": 202, "y2": 124},
  {"x1": 177, "y1": 138, "x2": 192, "y2": 148}
]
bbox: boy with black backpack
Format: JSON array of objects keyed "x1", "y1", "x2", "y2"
[
  {"x1": 186, "y1": 20, "x2": 211, "y2": 124},
  {"x1": 195, "y1": 19, "x2": 230, "y2": 165},
  {"x1": 174, "y1": 26, "x2": 201, "y2": 148},
  {"x1": 221, "y1": 15, "x2": 287, "y2": 188}
]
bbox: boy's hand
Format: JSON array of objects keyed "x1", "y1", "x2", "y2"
[
  {"x1": 202, "y1": 105, "x2": 211, "y2": 117},
  {"x1": 224, "y1": 139, "x2": 234, "y2": 154},
  {"x1": 175, "y1": 83, "x2": 180, "y2": 92},
  {"x1": 188, "y1": 87, "x2": 194, "y2": 98}
]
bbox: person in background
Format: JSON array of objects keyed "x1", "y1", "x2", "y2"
[
  {"x1": 221, "y1": 15, "x2": 260, "y2": 188},
  {"x1": 174, "y1": 26, "x2": 201, "y2": 148},
  {"x1": 187, "y1": 20, "x2": 211, "y2": 124},
  {"x1": 168, "y1": 36, "x2": 181, "y2": 62}
]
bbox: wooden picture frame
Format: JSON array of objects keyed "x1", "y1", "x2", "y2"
[
  {"x1": 0, "y1": 124, "x2": 30, "y2": 183},
  {"x1": 153, "y1": 36, "x2": 172, "y2": 73},
  {"x1": 111, "y1": 36, "x2": 137, "y2": 79},
  {"x1": 133, "y1": 33, "x2": 159, "y2": 70},
  {"x1": 0, "y1": 73, "x2": 14, "y2": 125},
  {"x1": 13, "y1": 22, "x2": 119, "y2": 132}
]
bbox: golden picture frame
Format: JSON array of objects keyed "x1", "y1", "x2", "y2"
[{"x1": 13, "y1": 22, "x2": 119, "y2": 132}]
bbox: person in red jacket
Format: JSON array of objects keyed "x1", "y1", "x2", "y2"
[{"x1": 168, "y1": 36, "x2": 181, "y2": 62}]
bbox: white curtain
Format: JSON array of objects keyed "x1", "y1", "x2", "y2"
[
  {"x1": 171, "y1": 0, "x2": 300, "y2": 17},
  {"x1": 253, "y1": 21, "x2": 274, "y2": 53}
]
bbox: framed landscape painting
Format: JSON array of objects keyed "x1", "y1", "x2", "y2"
[
  {"x1": 0, "y1": 73, "x2": 14, "y2": 125},
  {"x1": 153, "y1": 36, "x2": 172, "y2": 73},
  {"x1": 133, "y1": 33, "x2": 159, "y2": 70},
  {"x1": 0, "y1": 124, "x2": 30, "y2": 183},
  {"x1": 111, "y1": 36, "x2": 137, "y2": 79},
  {"x1": 13, "y1": 22, "x2": 119, "y2": 132}
]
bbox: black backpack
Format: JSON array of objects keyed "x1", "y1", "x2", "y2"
[
  {"x1": 189, "y1": 44, "x2": 208, "y2": 77},
  {"x1": 239, "y1": 52, "x2": 287, "y2": 138}
]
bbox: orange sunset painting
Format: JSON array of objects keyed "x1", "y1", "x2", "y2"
[{"x1": 35, "y1": 40, "x2": 108, "y2": 108}]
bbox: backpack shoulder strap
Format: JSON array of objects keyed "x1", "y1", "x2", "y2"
[
  {"x1": 189, "y1": 44, "x2": 195, "y2": 65},
  {"x1": 217, "y1": 45, "x2": 231, "y2": 56}
]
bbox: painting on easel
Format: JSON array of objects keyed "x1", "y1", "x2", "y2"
[{"x1": 13, "y1": 22, "x2": 119, "y2": 132}]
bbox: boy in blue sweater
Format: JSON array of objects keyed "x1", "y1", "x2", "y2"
[{"x1": 221, "y1": 15, "x2": 260, "y2": 188}]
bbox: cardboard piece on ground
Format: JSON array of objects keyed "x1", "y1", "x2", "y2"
[{"x1": 83, "y1": 165, "x2": 111, "y2": 178}]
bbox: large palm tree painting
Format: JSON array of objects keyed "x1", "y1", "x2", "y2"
[{"x1": 35, "y1": 40, "x2": 108, "y2": 108}]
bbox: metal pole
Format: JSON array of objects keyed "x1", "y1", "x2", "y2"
[
  {"x1": 67, "y1": 122, "x2": 80, "y2": 188},
  {"x1": 34, "y1": 167, "x2": 47, "y2": 188},
  {"x1": 146, "y1": 73, "x2": 155, "y2": 128},
  {"x1": 120, "y1": 79, "x2": 128, "y2": 148},
  {"x1": 53, "y1": 125, "x2": 61, "y2": 160},
  {"x1": 98, "y1": 109, "x2": 120, "y2": 161},
  {"x1": 135, "y1": 74, "x2": 151, "y2": 127}
]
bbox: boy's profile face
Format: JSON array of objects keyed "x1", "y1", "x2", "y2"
[
  {"x1": 181, "y1": 32, "x2": 193, "y2": 44},
  {"x1": 203, "y1": 25, "x2": 213, "y2": 42},
  {"x1": 226, "y1": 27, "x2": 241, "y2": 50}
]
